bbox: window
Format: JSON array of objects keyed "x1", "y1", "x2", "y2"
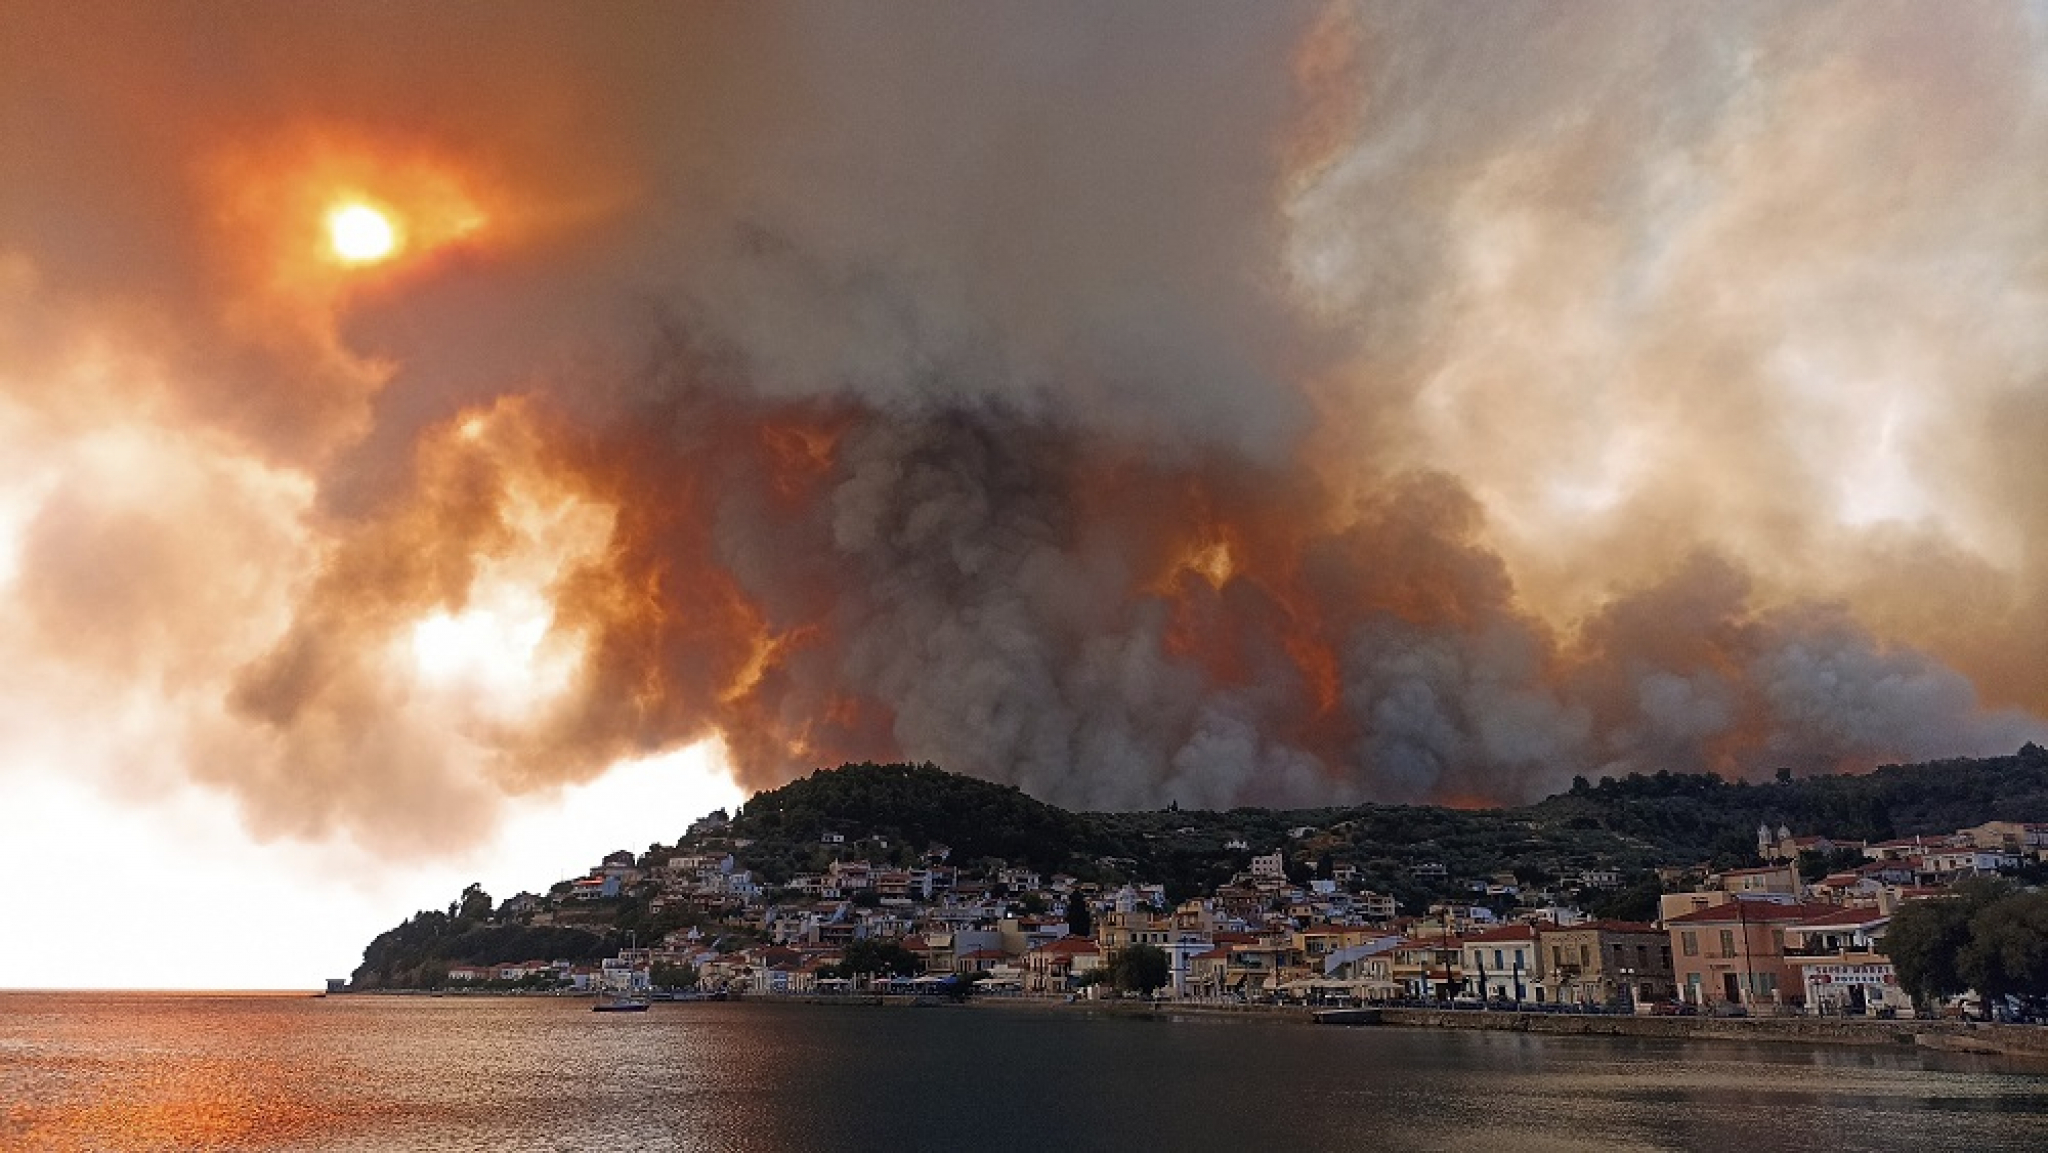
[
  {"x1": 1719, "y1": 929, "x2": 1736, "y2": 956},
  {"x1": 1494, "y1": 949, "x2": 1504, "y2": 969},
  {"x1": 1579, "y1": 945, "x2": 1590, "y2": 966},
  {"x1": 1681, "y1": 932, "x2": 1698, "y2": 957}
]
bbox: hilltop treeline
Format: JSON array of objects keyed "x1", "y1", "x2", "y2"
[
  {"x1": 731, "y1": 761, "x2": 1091, "y2": 876},
  {"x1": 731, "y1": 747, "x2": 2048, "y2": 897},
  {"x1": 1529, "y1": 743, "x2": 2048, "y2": 864}
]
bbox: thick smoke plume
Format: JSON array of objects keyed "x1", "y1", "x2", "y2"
[{"x1": 3, "y1": 3, "x2": 2045, "y2": 851}]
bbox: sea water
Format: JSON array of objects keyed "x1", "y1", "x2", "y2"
[{"x1": 3, "y1": 992, "x2": 2044, "y2": 1152}]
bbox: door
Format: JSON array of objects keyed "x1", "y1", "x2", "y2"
[{"x1": 1723, "y1": 973, "x2": 1741, "y2": 1003}]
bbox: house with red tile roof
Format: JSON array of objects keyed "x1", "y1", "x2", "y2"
[
  {"x1": 1024, "y1": 935, "x2": 1102, "y2": 994},
  {"x1": 1666, "y1": 899, "x2": 1839, "y2": 1011},
  {"x1": 956, "y1": 947, "x2": 1010, "y2": 974}
]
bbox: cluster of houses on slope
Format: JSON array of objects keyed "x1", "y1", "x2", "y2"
[{"x1": 444, "y1": 816, "x2": 2048, "y2": 1018}]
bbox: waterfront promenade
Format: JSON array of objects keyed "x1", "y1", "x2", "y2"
[{"x1": 947, "y1": 992, "x2": 2048, "y2": 1060}]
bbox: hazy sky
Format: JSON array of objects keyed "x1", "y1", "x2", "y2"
[{"x1": 4, "y1": 2, "x2": 2046, "y2": 987}]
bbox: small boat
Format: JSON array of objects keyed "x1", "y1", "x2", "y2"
[{"x1": 592, "y1": 932, "x2": 652, "y2": 1011}]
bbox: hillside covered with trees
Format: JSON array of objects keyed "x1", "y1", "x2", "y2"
[
  {"x1": 351, "y1": 884, "x2": 612, "y2": 989},
  {"x1": 725, "y1": 746, "x2": 2048, "y2": 905},
  {"x1": 350, "y1": 745, "x2": 2048, "y2": 986}
]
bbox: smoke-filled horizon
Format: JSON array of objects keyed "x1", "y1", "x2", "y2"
[{"x1": 4, "y1": 2, "x2": 2046, "y2": 856}]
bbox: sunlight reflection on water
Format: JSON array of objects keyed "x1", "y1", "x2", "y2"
[{"x1": 2, "y1": 994, "x2": 2044, "y2": 1152}]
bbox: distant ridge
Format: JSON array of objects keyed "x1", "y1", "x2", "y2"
[{"x1": 729, "y1": 746, "x2": 2048, "y2": 883}]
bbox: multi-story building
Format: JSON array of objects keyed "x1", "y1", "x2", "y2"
[
  {"x1": 1024, "y1": 936, "x2": 1102, "y2": 994},
  {"x1": 1666, "y1": 899, "x2": 1837, "y2": 1011},
  {"x1": 1780, "y1": 907, "x2": 1910, "y2": 1016},
  {"x1": 1957, "y1": 820, "x2": 2048, "y2": 854},
  {"x1": 1914, "y1": 848, "x2": 2020, "y2": 884},
  {"x1": 1536, "y1": 920, "x2": 1674, "y2": 1007},
  {"x1": 1460, "y1": 923, "x2": 1542, "y2": 1001},
  {"x1": 1389, "y1": 935, "x2": 1463, "y2": 1000},
  {"x1": 1217, "y1": 938, "x2": 1300, "y2": 1000},
  {"x1": 1096, "y1": 908, "x2": 1217, "y2": 996},
  {"x1": 1353, "y1": 891, "x2": 1399, "y2": 921},
  {"x1": 1712, "y1": 864, "x2": 1800, "y2": 896}
]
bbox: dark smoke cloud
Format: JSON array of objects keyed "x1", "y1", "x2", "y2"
[{"x1": 1, "y1": 2, "x2": 2043, "y2": 853}]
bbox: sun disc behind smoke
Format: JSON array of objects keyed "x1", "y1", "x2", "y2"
[{"x1": 327, "y1": 203, "x2": 398, "y2": 263}]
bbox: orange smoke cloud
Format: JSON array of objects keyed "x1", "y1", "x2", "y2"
[{"x1": 2, "y1": 2, "x2": 2045, "y2": 856}]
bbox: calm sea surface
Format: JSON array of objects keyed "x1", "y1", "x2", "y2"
[{"x1": 3, "y1": 992, "x2": 2045, "y2": 1152}]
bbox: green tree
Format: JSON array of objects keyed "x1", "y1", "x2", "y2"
[
  {"x1": 1065, "y1": 890, "x2": 1093, "y2": 938},
  {"x1": 1796, "y1": 847, "x2": 1865, "y2": 884},
  {"x1": 652, "y1": 962, "x2": 699, "y2": 989},
  {"x1": 1110, "y1": 944, "x2": 1171, "y2": 997},
  {"x1": 1586, "y1": 873, "x2": 1661, "y2": 923},
  {"x1": 1882, "y1": 879, "x2": 2012, "y2": 1007},
  {"x1": 457, "y1": 883, "x2": 493, "y2": 923},
  {"x1": 834, "y1": 939, "x2": 922, "y2": 978},
  {"x1": 1957, "y1": 889, "x2": 2048, "y2": 1009}
]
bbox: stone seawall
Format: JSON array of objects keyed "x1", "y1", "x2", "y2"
[
  {"x1": 1371, "y1": 1008, "x2": 2048, "y2": 1059},
  {"x1": 772, "y1": 995, "x2": 2048, "y2": 1060}
]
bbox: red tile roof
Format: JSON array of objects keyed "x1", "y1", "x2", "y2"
[
  {"x1": 1461, "y1": 924, "x2": 1538, "y2": 943},
  {"x1": 1792, "y1": 907, "x2": 1889, "y2": 929},
  {"x1": 1554, "y1": 919, "x2": 1661, "y2": 935},
  {"x1": 1034, "y1": 937, "x2": 1100, "y2": 956},
  {"x1": 1663, "y1": 901, "x2": 1836, "y2": 925}
]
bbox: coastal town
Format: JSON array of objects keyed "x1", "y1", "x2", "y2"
[{"x1": 382, "y1": 767, "x2": 2048, "y2": 1022}]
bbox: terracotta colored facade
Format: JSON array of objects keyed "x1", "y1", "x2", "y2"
[{"x1": 1666, "y1": 900, "x2": 1838, "y2": 1009}]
